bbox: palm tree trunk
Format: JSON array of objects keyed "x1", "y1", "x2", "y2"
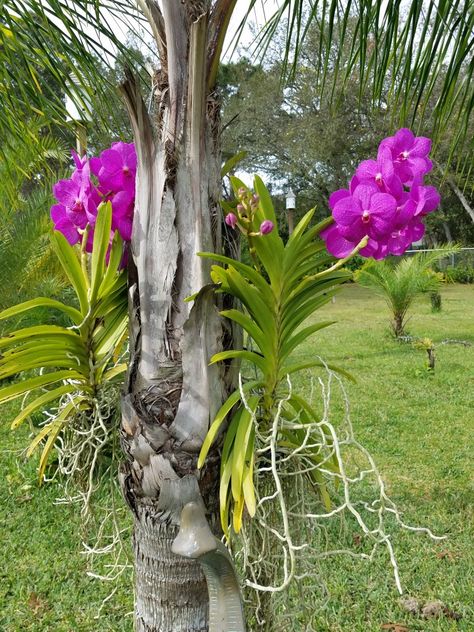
[
  {"x1": 118, "y1": 3, "x2": 237, "y2": 629},
  {"x1": 134, "y1": 516, "x2": 208, "y2": 632},
  {"x1": 392, "y1": 313, "x2": 405, "y2": 337}
]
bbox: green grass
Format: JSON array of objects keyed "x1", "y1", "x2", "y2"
[
  {"x1": 1, "y1": 283, "x2": 473, "y2": 631},
  {"x1": 0, "y1": 409, "x2": 133, "y2": 631},
  {"x1": 289, "y1": 283, "x2": 474, "y2": 631}
]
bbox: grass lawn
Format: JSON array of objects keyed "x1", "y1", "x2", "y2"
[{"x1": 1, "y1": 283, "x2": 473, "y2": 631}]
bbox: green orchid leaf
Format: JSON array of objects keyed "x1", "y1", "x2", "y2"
[
  {"x1": 225, "y1": 266, "x2": 276, "y2": 337},
  {"x1": 280, "y1": 321, "x2": 335, "y2": 361},
  {"x1": 11, "y1": 384, "x2": 74, "y2": 429},
  {"x1": 210, "y1": 349, "x2": 268, "y2": 374},
  {"x1": 102, "y1": 363, "x2": 127, "y2": 382},
  {"x1": 51, "y1": 231, "x2": 88, "y2": 314},
  {"x1": 242, "y1": 447, "x2": 256, "y2": 517},
  {"x1": 0, "y1": 325, "x2": 83, "y2": 349},
  {"x1": 198, "y1": 380, "x2": 263, "y2": 468},
  {"x1": 220, "y1": 309, "x2": 272, "y2": 357},
  {"x1": 90, "y1": 201, "x2": 113, "y2": 302},
  {"x1": 231, "y1": 395, "x2": 259, "y2": 503},
  {"x1": 219, "y1": 457, "x2": 233, "y2": 536},
  {"x1": 280, "y1": 360, "x2": 355, "y2": 382},
  {"x1": 0, "y1": 297, "x2": 82, "y2": 325},
  {"x1": 221, "y1": 151, "x2": 247, "y2": 178},
  {"x1": 198, "y1": 252, "x2": 275, "y2": 304},
  {"x1": 98, "y1": 231, "x2": 125, "y2": 298},
  {"x1": 0, "y1": 370, "x2": 86, "y2": 405}
]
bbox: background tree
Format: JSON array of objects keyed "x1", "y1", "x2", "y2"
[
  {"x1": 1, "y1": 1, "x2": 474, "y2": 631},
  {"x1": 219, "y1": 17, "x2": 474, "y2": 243}
]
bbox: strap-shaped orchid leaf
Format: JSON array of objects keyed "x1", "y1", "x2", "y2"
[
  {"x1": 90, "y1": 201, "x2": 113, "y2": 303},
  {"x1": 51, "y1": 231, "x2": 89, "y2": 314},
  {"x1": 198, "y1": 380, "x2": 263, "y2": 468},
  {"x1": 0, "y1": 297, "x2": 82, "y2": 325},
  {"x1": 231, "y1": 396, "x2": 259, "y2": 503},
  {"x1": 10, "y1": 384, "x2": 74, "y2": 429},
  {"x1": 210, "y1": 350, "x2": 269, "y2": 375},
  {"x1": 0, "y1": 370, "x2": 86, "y2": 405}
]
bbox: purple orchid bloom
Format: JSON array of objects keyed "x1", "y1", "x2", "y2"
[
  {"x1": 71, "y1": 149, "x2": 88, "y2": 170},
  {"x1": 110, "y1": 190, "x2": 134, "y2": 242},
  {"x1": 409, "y1": 178, "x2": 441, "y2": 216},
  {"x1": 386, "y1": 219, "x2": 425, "y2": 256},
  {"x1": 356, "y1": 145, "x2": 403, "y2": 199},
  {"x1": 381, "y1": 128, "x2": 432, "y2": 184},
  {"x1": 260, "y1": 220, "x2": 274, "y2": 235},
  {"x1": 225, "y1": 212, "x2": 238, "y2": 228},
  {"x1": 53, "y1": 162, "x2": 98, "y2": 229},
  {"x1": 50, "y1": 204, "x2": 80, "y2": 245},
  {"x1": 96, "y1": 142, "x2": 137, "y2": 196},
  {"x1": 51, "y1": 140, "x2": 137, "y2": 259},
  {"x1": 324, "y1": 129, "x2": 439, "y2": 260},
  {"x1": 332, "y1": 184, "x2": 397, "y2": 241},
  {"x1": 320, "y1": 225, "x2": 356, "y2": 258},
  {"x1": 328, "y1": 175, "x2": 360, "y2": 210}
]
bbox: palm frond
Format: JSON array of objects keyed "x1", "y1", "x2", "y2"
[
  {"x1": 249, "y1": 1, "x2": 474, "y2": 171},
  {"x1": 0, "y1": 1, "x2": 150, "y2": 151},
  {"x1": 1, "y1": 1, "x2": 473, "y2": 171}
]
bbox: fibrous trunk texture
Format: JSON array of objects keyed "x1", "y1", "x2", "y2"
[
  {"x1": 134, "y1": 508, "x2": 208, "y2": 632},
  {"x1": 119, "y1": 3, "x2": 236, "y2": 630}
]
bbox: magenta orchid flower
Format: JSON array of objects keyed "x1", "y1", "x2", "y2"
[
  {"x1": 322, "y1": 128, "x2": 439, "y2": 260},
  {"x1": 409, "y1": 179, "x2": 441, "y2": 217},
  {"x1": 356, "y1": 145, "x2": 403, "y2": 199},
  {"x1": 95, "y1": 142, "x2": 137, "y2": 196},
  {"x1": 332, "y1": 184, "x2": 397, "y2": 241},
  {"x1": 385, "y1": 220, "x2": 425, "y2": 256},
  {"x1": 260, "y1": 220, "x2": 274, "y2": 235},
  {"x1": 225, "y1": 212, "x2": 238, "y2": 228},
  {"x1": 53, "y1": 162, "x2": 98, "y2": 230},
  {"x1": 381, "y1": 128, "x2": 432, "y2": 184},
  {"x1": 51, "y1": 141, "x2": 137, "y2": 269},
  {"x1": 50, "y1": 204, "x2": 80, "y2": 245},
  {"x1": 328, "y1": 175, "x2": 360, "y2": 210}
]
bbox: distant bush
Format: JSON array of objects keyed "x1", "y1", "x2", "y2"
[
  {"x1": 444, "y1": 265, "x2": 474, "y2": 284},
  {"x1": 343, "y1": 254, "x2": 365, "y2": 272}
]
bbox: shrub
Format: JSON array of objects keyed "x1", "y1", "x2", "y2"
[{"x1": 444, "y1": 265, "x2": 474, "y2": 284}]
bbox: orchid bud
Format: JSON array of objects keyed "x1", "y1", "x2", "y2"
[
  {"x1": 238, "y1": 187, "x2": 247, "y2": 198},
  {"x1": 260, "y1": 220, "x2": 274, "y2": 235},
  {"x1": 225, "y1": 212, "x2": 238, "y2": 228},
  {"x1": 236, "y1": 203, "x2": 244, "y2": 213}
]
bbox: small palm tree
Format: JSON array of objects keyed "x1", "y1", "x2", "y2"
[{"x1": 356, "y1": 247, "x2": 458, "y2": 337}]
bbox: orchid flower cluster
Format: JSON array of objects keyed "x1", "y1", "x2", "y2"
[
  {"x1": 225, "y1": 187, "x2": 274, "y2": 236},
  {"x1": 321, "y1": 128, "x2": 440, "y2": 259},
  {"x1": 50, "y1": 141, "x2": 136, "y2": 257}
]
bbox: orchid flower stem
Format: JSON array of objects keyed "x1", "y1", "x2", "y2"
[
  {"x1": 290, "y1": 236, "x2": 369, "y2": 299},
  {"x1": 81, "y1": 225, "x2": 91, "y2": 292},
  {"x1": 247, "y1": 235, "x2": 262, "y2": 273},
  {"x1": 312, "y1": 235, "x2": 369, "y2": 279}
]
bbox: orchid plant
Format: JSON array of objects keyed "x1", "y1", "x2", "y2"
[
  {"x1": 198, "y1": 128, "x2": 441, "y2": 537},
  {"x1": 0, "y1": 142, "x2": 136, "y2": 483}
]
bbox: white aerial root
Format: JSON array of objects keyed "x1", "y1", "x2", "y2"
[
  {"x1": 232, "y1": 361, "x2": 446, "y2": 624},
  {"x1": 49, "y1": 385, "x2": 120, "y2": 518},
  {"x1": 40, "y1": 384, "x2": 133, "y2": 614}
]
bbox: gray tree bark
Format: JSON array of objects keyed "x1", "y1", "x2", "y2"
[{"x1": 117, "y1": 3, "x2": 238, "y2": 630}]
